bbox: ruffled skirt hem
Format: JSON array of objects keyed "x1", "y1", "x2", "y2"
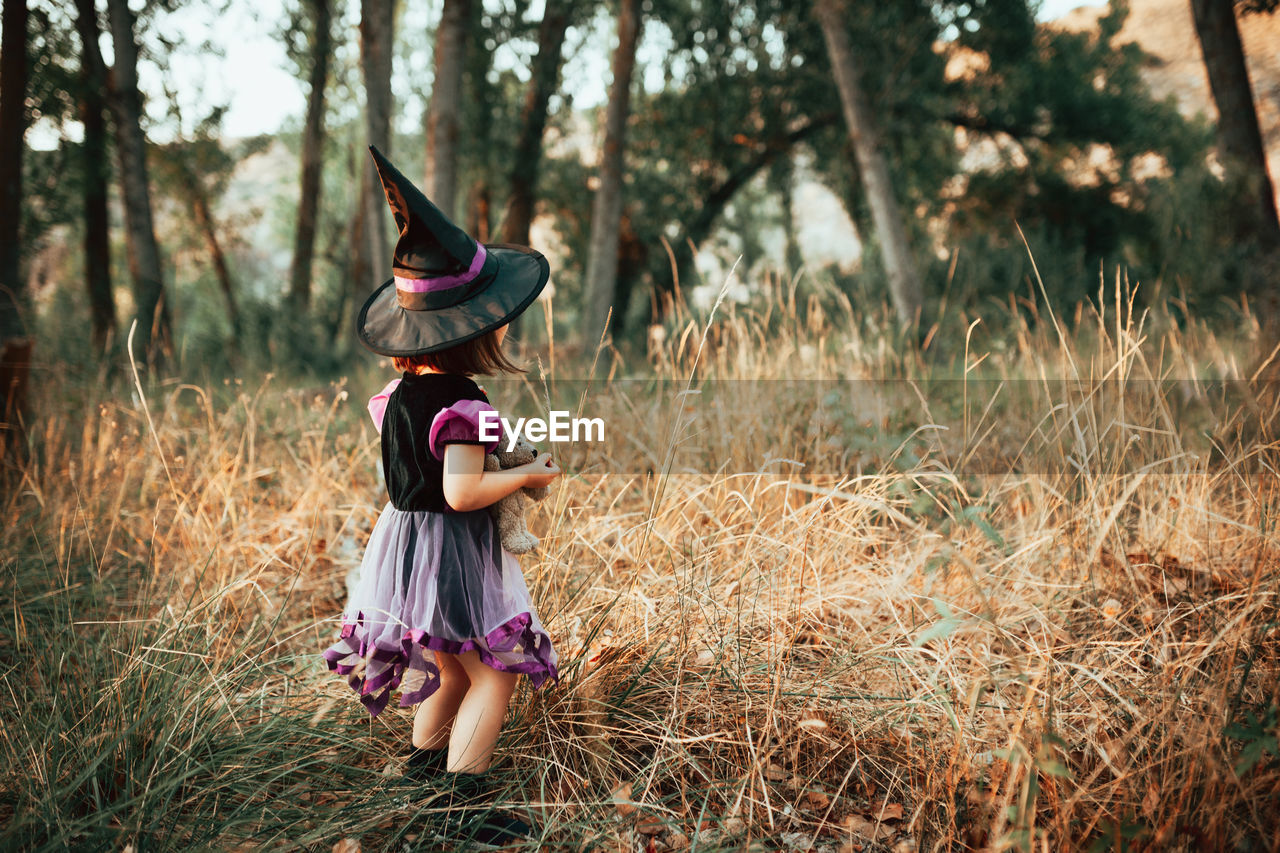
[{"x1": 322, "y1": 609, "x2": 559, "y2": 717}]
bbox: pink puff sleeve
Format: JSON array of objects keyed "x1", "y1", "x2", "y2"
[
  {"x1": 428, "y1": 398, "x2": 503, "y2": 460},
  {"x1": 367, "y1": 378, "x2": 401, "y2": 430}
]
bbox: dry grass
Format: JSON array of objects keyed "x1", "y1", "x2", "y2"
[{"x1": 3, "y1": 271, "x2": 1279, "y2": 852}]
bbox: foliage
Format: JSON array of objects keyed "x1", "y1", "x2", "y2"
[{"x1": 11, "y1": 0, "x2": 1270, "y2": 364}]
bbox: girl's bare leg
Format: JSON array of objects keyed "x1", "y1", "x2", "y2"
[
  {"x1": 447, "y1": 650, "x2": 518, "y2": 773},
  {"x1": 412, "y1": 650, "x2": 470, "y2": 749}
]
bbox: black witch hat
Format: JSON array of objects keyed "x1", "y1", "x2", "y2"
[{"x1": 355, "y1": 145, "x2": 550, "y2": 356}]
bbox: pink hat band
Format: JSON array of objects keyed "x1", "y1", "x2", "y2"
[{"x1": 393, "y1": 245, "x2": 489, "y2": 310}]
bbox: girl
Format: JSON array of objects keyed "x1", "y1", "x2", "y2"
[{"x1": 322, "y1": 146, "x2": 560, "y2": 844}]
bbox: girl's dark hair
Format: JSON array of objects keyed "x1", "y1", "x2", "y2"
[{"x1": 392, "y1": 327, "x2": 523, "y2": 376}]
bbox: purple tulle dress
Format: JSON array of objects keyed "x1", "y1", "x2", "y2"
[{"x1": 322, "y1": 374, "x2": 558, "y2": 717}]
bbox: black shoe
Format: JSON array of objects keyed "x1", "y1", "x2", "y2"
[
  {"x1": 435, "y1": 772, "x2": 536, "y2": 847},
  {"x1": 403, "y1": 746, "x2": 449, "y2": 782},
  {"x1": 466, "y1": 811, "x2": 533, "y2": 847}
]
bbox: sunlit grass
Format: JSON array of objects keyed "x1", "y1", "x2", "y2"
[{"x1": 3, "y1": 270, "x2": 1278, "y2": 851}]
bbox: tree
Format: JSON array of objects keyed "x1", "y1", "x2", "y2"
[
  {"x1": 158, "y1": 134, "x2": 244, "y2": 345},
  {"x1": 1, "y1": 0, "x2": 30, "y2": 464},
  {"x1": 425, "y1": 0, "x2": 468, "y2": 220},
  {"x1": 288, "y1": 0, "x2": 334, "y2": 310},
  {"x1": 584, "y1": 0, "x2": 643, "y2": 346},
  {"x1": 500, "y1": 2, "x2": 570, "y2": 247},
  {"x1": 500, "y1": 1, "x2": 570, "y2": 342},
  {"x1": 815, "y1": 0, "x2": 922, "y2": 329},
  {"x1": 359, "y1": 0, "x2": 394, "y2": 287},
  {"x1": 1, "y1": 0, "x2": 28, "y2": 338},
  {"x1": 1189, "y1": 0, "x2": 1280, "y2": 251},
  {"x1": 105, "y1": 0, "x2": 171, "y2": 368},
  {"x1": 74, "y1": 0, "x2": 115, "y2": 355}
]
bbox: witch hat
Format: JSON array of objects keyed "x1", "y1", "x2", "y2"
[{"x1": 356, "y1": 145, "x2": 550, "y2": 356}]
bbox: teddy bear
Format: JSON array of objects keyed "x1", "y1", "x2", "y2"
[{"x1": 485, "y1": 435, "x2": 551, "y2": 554}]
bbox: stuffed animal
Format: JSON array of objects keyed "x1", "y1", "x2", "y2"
[{"x1": 485, "y1": 436, "x2": 551, "y2": 554}]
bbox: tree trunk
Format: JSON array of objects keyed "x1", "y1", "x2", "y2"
[
  {"x1": 1189, "y1": 0, "x2": 1280, "y2": 250},
  {"x1": 815, "y1": 0, "x2": 922, "y2": 329},
  {"x1": 584, "y1": 0, "x2": 643, "y2": 346},
  {"x1": 75, "y1": 0, "x2": 115, "y2": 355},
  {"x1": 425, "y1": 0, "x2": 468, "y2": 220},
  {"x1": 500, "y1": 5, "x2": 567, "y2": 344},
  {"x1": 345, "y1": 145, "x2": 369, "y2": 350},
  {"x1": 360, "y1": 0, "x2": 394, "y2": 286},
  {"x1": 467, "y1": 179, "x2": 491, "y2": 243},
  {"x1": 1, "y1": 0, "x2": 28, "y2": 341},
  {"x1": 190, "y1": 179, "x2": 240, "y2": 343},
  {"x1": 501, "y1": 3, "x2": 569, "y2": 247},
  {"x1": 289, "y1": 0, "x2": 333, "y2": 309},
  {"x1": 326, "y1": 145, "x2": 361, "y2": 348},
  {"x1": 1, "y1": 0, "x2": 30, "y2": 467},
  {"x1": 106, "y1": 0, "x2": 171, "y2": 368}
]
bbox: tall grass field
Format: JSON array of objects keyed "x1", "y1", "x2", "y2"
[{"x1": 3, "y1": 273, "x2": 1278, "y2": 852}]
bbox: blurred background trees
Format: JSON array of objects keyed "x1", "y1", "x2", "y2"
[{"x1": 2, "y1": 0, "x2": 1278, "y2": 382}]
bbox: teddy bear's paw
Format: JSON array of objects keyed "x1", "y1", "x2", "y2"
[
  {"x1": 503, "y1": 531, "x2": 539, "y2": 554},
  {"x1": 524, "y1": 485, "x2": 551, "y2": 501}
]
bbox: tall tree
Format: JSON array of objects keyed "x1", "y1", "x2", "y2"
[
  {"x1": 500, "y1": 2, "x2": 570, "y2": 342},
  {"x1": 1, "y1": 0, "x2": 30, "y2": 464},
  {"x1": 425, "y1": 0, "x2": 468, "y2": 220},
  {"x1": 815, "y1": 0, "x2": 922, "y2": 329},
  {"x1": 288, "y1": 0, "x2": 334, "y2": 309},
  {"x1": 74, "y1": 0, "x2": 115, "y2": 354},
  {"x1": 1189, "y1": 0, "x2": 1280, "y2": 250},
  {"x1": 105, "y1": 0, "x2": 171, "y2": 367},
  {"x1": 359, "y1": 0, "x2": 394, "y2": 286},
  {"x1": 500, "y1": 2, "x2": 569, "y2": 247},
  {"x1": 584, "y1": 0, "x2": 643, "y2": 345},
  {"x1": 166, "y1": 141, "x2": 241, "y2": 344},
  {"x1": 0, "y1": 0, "x2": 28, "y2": 336}
]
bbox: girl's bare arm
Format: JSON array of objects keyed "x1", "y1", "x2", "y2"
[{"x1": 441, "y1": 444, "x2": 561, "y2": 512}]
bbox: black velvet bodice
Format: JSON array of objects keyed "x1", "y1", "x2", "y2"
[{"x1": 381, "y1": 372, "x2": 491, "y2": 512}]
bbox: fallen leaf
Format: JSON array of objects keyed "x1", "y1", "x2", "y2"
[
  {"x1": 554, "y1": 775, "x2": 578, "y2": 801},
  {"x1": 332, "y1": 840, "x2": 361, "y2": 853},
  {"x1": 870, "y1": 801, "x2": 904, "y2": 821},
  {"x1": 804, "y1": 787, "x2": 830, "y2": 810},
  {"x1": 842, "y1": 814, "x2": 895, "y2": 841},
  {"x1": 638, "y1": 817, "x2": 665, "y2": 836},
  {"x1": 612, "y1": 782, "x2": 637, "y2": 817},
  {"x1": 666, "y1": 829, "x2": 690, "y2": 849},
  {"x1": 779, "y1": 831, "x2": 814, "y2": 851},
  {"x1": 764, "y1": 762, "x2": 787, "y2": 781}
]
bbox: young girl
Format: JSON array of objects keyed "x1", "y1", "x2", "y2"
[{"x1": 322, "y1": 146, "x2": 560, "y2": 843}]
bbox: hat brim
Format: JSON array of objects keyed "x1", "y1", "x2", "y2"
[{"x1": 356, "y1": 244, "x2": 550, "y2": 357}]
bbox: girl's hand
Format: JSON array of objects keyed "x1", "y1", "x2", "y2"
[
  {"x1": 522, "y1": 452, "x2": 561, "y2": 489},
  {"x1": 441, "y1": 444, "x2": 558, "y2": 512}
]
